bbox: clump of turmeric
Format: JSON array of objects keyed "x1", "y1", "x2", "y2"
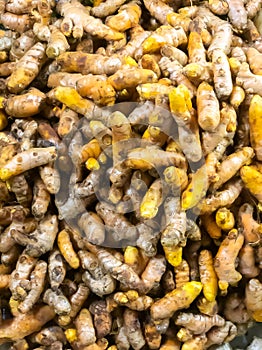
[{"x1": 0, "y1": 0, "x2": 262, "y2": 348}]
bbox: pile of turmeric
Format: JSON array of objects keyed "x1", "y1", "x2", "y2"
[{"x1": 0, "y1": 0, "x2": 262, "y2": 349}]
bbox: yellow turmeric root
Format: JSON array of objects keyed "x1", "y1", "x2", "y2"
[
  {"x1": 212, "y1": 48, "x2": 233, "y2": 99},
  {"x1": 0, "y1": 147, "x2": 56, "y2": 182},
  {"x1": 59, "y1": 0, "x2": 124, "y2": 40},
  {"x1": 236, "y1": 61, "x2": 262, "y2": 95},
  {"x1": 174, "y1": 259, "x2": 190, "y2": 289},
  {"x1": 57, "y1": 51, "x2": 123, "y2": 75},
  {"x1": 245, "y1": 278, "x2": 262, "y2": 321},
  {"x1": 150, "y1": 281, "x2": 202, "y2": 319},
  {"x1": 142, "y1": 25, "x2": 187, "y2": 54},
  {"x1": 214, "y1": 229, "x2": 244, "y2": 293},
  {"x1": 140, "y1": 179, "x2": 164, "y2": 219},
  {"x1": 246, "y1": 47, "x2": 262, "y2": 75},
  {"x1": 81, "y1": 139, "x2": 102, "y2": 164},
  {"x1": 7, "y1": 42, "x2": 46, "y2": 93},
  {"x1": 4, "y1": 88, "x2": 46, "y2": 118},
  {"x1": 211, "y1": 147, "x2": 254, "y2": 191},
  {"x1": 240, "y1": 164, "x2": 262, "y2": 202},
  {"x1": 57, "y1": 229, "x2": 80, "y2": 269},
  {"x1": 181, "y1": 165, "x2": 209, "y2": 211},
  {"x1": 125, "y1": 145, "x2": 187, "y2": 171},
  {"x1": 199, "y1": 250, "x2": 218, "y2": 302},
  {"x1": 187, "y1": 31, "x2": 206, "y2": 64},
  {"x1": 0, "y1": 12, "x2": 33, "y2": 34},
  {"x1": 175, "y1": 312, "x2": 225, "y2": 334},
  {"x1": 197, "y1": 178, "x2": 244, "y2": 214},
  {"x1": 248, "y1": 94, "x2": 262, "y2": 161},
  {"x1": 48, "y1": 86, "x2": 94, "y2": 116},
  {"x1": 163, "y1": 245, "x2": 183, "y2": 267},
  {"x1": 108, "y1": 67, "x2": 158, "y2": 90},
  {"x1": 230, "y1": 85, "x2": 245, "y2": 109},
  {"x1": 46, "y1": 26, "x2": 69, "y2": 58},
  {"x1": 169, "y1": 84, "x2": 192, "y2": 124},
  {"x1": 105, "y1": 1, "x2": 142, "y2": 32},
  {"x1": 215, "y1": 207, "x2": 235, "y2": 231},
  {"x1": 0, "y1": 305, "x2": 55, "y2": 344},
  {"x1": 196, "y1": 82, "x2": 220, "y2": 131}
]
